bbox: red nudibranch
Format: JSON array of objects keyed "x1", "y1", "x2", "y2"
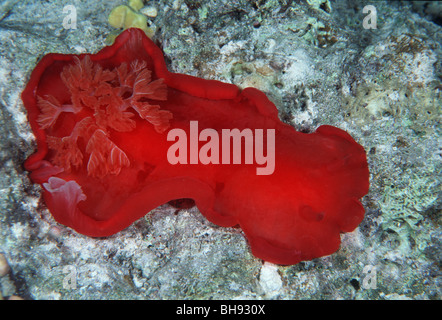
[{"x1": 22, "y1": 28, "x2": 369, "y2": 265}]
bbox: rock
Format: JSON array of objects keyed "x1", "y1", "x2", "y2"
[{"x1": 0, "y1": 253, "x2": 10, "y2": 277}]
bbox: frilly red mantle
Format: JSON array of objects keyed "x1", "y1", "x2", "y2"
[{"x1": 22, "y1": 28, "x2": 369, "y2": 265}]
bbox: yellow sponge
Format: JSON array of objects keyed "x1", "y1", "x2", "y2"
[
  {"x1": 128, "y1": 0, "x2": 144, "y2": 11},
  {"x1": 108, "y1": 4, "x2": 154, "y2": 39}
]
